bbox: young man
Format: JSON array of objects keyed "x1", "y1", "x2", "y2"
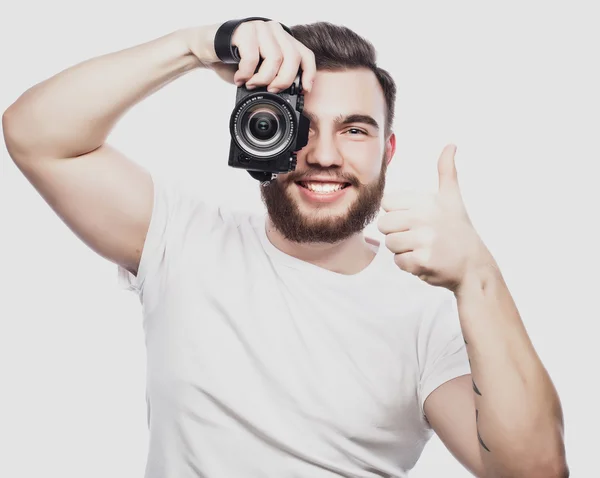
[{"x1": 3, "y1": 19, "x2": 568, "y2": 478}]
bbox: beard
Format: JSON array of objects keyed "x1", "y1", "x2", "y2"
[{"x1": 260, "y1": 154, "x2": 388, "y2": 244}]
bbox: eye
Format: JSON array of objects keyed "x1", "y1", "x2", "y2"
[{"x1": 345, "y1": 128, "x2": 367, "y2": 135}]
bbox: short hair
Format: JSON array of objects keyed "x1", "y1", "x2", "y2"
[{"x1": 291, "y1": 22, "x2": 396, "y2": 136}]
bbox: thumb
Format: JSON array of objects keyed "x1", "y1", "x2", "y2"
[{"x1": 437, "y1": 144, "x2": 460, "y2": 193}]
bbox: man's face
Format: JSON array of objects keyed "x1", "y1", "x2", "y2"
[{"x1": 260, "y1": 68, "x2": 395, "y2": 244}]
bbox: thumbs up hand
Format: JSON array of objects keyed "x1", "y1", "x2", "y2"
[{"x1": 377, "y1": 144, "x2": 491, "y2": 292}]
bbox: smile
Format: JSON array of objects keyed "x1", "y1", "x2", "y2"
[
  {"x1": 296, "y1": 181, "x2": 351, "y2": 193},
  {"x1": 294, "y1": 181, "x2": 352, "y2": 203}
]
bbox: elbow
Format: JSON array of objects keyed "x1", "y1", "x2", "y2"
[
  {"x1": 2, "y1": 104, "x2": 15, "y2": 142},
  {"x1": 2, "y1": 104, "x2": 27, "y2": 163},
  {"x1": 522, "y1": 448, "x2": 570, "y2": 478},
  {"x1": 3, "y1": 81, "x2": 48, "y2": 157},
  {"x1": 546, "y1": 460, "x2": 570, "y2": 478},
  {"x1": 521, "y1": 458, "x2": 570, "y2": 478},
  {"x1": 484, "y1": 464, "x2": 569, "y2": 478},
  {"x1": 482, "y1": 454, "x2": 569, "y2": 478},
  {"x1": 3, "y1": 101, "x2": 51, "y2": 164}
]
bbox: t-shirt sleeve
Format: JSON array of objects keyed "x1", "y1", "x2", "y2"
[
  {"x1": 117, "y1": 172, "x2": 179, "y2": 296},
  {"x1": 116, "y1": 172, "x2": 224, "y2": 299},
  {"x1": 417, "y1": 289, "x2": 472, "y2": 427}
]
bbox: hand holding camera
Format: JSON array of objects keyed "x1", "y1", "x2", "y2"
[
  {"x1": 187, "y1": 19, "x2": 316, "y2": 93},
  {"x1": 185, "y1": 19, "x2": 316, "y2": 182}
]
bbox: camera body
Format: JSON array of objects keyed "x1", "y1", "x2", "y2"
[{"x1": 227, "y1": 74, "x2": 310, "y2": 182}]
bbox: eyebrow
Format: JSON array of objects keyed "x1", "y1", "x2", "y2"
[{"x1": 302, "y1": 111, "x2": 380, "y2": 130}]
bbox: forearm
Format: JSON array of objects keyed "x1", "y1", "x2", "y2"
[
  {"x1": 456, "y1": 252, "x2": 567, "y2": 477},
  {"x1": 3, "y1": 27, "x2": 207, "y2": 160}
]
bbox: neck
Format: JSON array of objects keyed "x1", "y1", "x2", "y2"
[{"x1": 265, "y1": 217, "x2": 379, "y2": 275}]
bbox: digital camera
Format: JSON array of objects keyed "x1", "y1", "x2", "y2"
[{"x1": 227, "y1": 74, "x2": 310, "y2": 182}]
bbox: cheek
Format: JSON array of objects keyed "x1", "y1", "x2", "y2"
[{"x1": 339, "y1": 142, "x2": 383, "y2": 179}]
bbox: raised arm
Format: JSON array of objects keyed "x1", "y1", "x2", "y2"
[{"x1": 3, "y1": 21, "x2": 315, "y2": 275}]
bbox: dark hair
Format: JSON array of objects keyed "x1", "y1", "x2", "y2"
[{"x1": 290, "y1": 22, "x2": 396, "y2": 136}]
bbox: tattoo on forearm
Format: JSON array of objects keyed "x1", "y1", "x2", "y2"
[
  {"x1": 472, "y1": 378, "x2": 482, "y2": 396},
  {"x1": 466, "y1": 350, "x2": 479, "y2": 395},
  {"x1": 476, "y1": 409, "x2": 491, "y2": 452},
  {"x1": 464, "y1": 337, "x2": 489, "y2": 451}
]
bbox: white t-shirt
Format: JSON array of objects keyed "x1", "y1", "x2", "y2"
[{"x1": 118, "y1": 175, "x2": 471, "y2": 478}]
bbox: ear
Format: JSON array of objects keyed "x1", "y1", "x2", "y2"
[{"x1": 385, "y1": 132, "x2": 396, "y2": 166}]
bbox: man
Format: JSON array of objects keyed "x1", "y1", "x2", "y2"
[{"x1": 3, "y1": 18, "x2": 568, "y2": 478}]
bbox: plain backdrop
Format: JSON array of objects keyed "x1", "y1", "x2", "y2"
[{"x1": 1, "y1": 1, "x2": 598, "y2": 477}]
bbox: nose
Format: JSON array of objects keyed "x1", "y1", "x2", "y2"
[{"x1": 303, "y1": 132, "x2": 343, "y2": 169}]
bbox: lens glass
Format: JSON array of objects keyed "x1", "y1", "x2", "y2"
[
  {"x1": 237, "y1": 101, "x2": 291, "y2": 157},
  {"x1": 249, "y1": 113, "x2": 277, "y2": 140}
]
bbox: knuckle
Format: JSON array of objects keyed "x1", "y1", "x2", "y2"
[
  {"x1": 267, "y1": 20, "x2": 282, "y2": 30},
  {"x1": 416, "y1": 249, "x2": 431, "y2": 266},
  {"x1": 289, "y1": 50, "x2": 301, "y2": 64},
  {"x1": 381, "y1": 217, "x2": 393, "y2": 234},
  {"x1": 273, "y1": 52, "x2": 284, "y2": 64},
  {"x1": 262, "y1": 58, "x2": 278, "y2": 70},
  {"x1": 242, "y1": 62, "x2": 259, "y2": 73},
  {"x1": 238, "y1": 67, "x2": 255, "y2": 80},
  {"x1": 240, "y1": 49, "x2": 259, "y2": 63},
  {"x1": 385, "y1": 233, "x2": 396, "y2": 250},
  {"x1": 238, "y1": 22, "x2": 256, "y2": 39},
  {"x1": 246, "y1": 52, "x2": 260, "y2": 64},
  {"x1": 304, "y1": 48, "x2": 316, "y2": 64},
  {"x1": 239, "y1": 57, "x2": 256, "y2": 68}
]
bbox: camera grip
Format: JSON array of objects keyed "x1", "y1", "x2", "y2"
[{"x1": 214, "y1": 17, "x2": 293, "y2": 64}]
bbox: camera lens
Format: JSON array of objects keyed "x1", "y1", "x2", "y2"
[
  {"x1": 244, "y1": 106, "x2": 283, "y2": 147},
  {"x1": 233, "y1": 98, "x2": 294, "y2": 158},
  {"x1": 231, "y1": 95, "x2": 297, "y2": 159},
  {"x1": 249, "y1": 113, "x2": 277, "y2": 140}
]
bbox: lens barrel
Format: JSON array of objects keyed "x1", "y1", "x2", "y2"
[{"x1": 231, "y1": 93, "x2": 296, "y2": 159}]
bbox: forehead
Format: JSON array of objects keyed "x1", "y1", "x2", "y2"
[{"x1": 303, "y1": 68, "x2": 386, "y2": 122}]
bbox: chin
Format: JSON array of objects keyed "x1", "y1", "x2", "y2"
[{"x1": 261, "y1": 172, "x2": 383, "y2": 244}]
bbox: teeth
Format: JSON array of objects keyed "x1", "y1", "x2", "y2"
[{"x1": 302, "y1": 182, "x2": 345, "y2": 193}]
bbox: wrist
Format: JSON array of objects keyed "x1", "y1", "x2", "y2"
[{"x1": 455, "y1": 246, "x2": 500, "y2": 300}]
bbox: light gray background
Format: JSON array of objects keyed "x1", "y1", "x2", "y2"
[{"x1": 1, "y1": 1, "x2": 597, "y2": 476}]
